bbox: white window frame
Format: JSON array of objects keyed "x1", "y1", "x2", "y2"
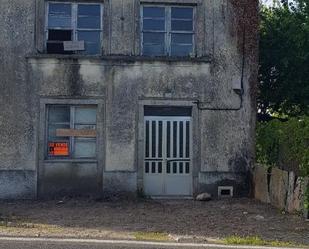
[
  {"x1": 45, "y1": 1, "x2": 104, "y2": 54},
  {"x1": 46, "y1": 105, "x2": 97, "y2": 160},
  {"x1": 140, "y1": 4, "x2": 196, "y2": 57}
]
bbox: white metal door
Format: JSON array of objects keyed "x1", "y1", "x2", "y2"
[{"x1": 143, "y1": 116, "x2": 192, "y2": 196}]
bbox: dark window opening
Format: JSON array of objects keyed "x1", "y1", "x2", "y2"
[
  {"x1": 221, "y1": 189, "x2": 232, "y2": 196},
  {"x1": 48, "y1": 29, "x2": 72, "y2": 41},
  {"x1": 144, "y1": 106, "x2": 192, "y2": 117},
  {"x1": 47, "y1": 30, "x2": 73, "y2": 54}
]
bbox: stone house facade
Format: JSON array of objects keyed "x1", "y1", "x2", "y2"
[{"x1": 0, "y1": 0, "x2": 258, "y2": 199}]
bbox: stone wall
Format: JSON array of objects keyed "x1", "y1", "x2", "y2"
[{"x1": 253, "y1": 164, "x2": 308, "y2": 218}]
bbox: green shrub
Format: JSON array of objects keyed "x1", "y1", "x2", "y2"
[{"x1": 256, "y1": 116, "x2": 309, "y2": 209}]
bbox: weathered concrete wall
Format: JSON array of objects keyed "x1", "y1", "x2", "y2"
[
  {"x1": 0, "y1": 0, "x2": 259, "y2": 198},
  {"x1": 0, "y1": 171, "x2": 36, "y2": 199},
  {"x1": 0, "y1": 0, "x2": 37, "y2": 198},
  {"x1": 39, "y1": 162, "x2": 99, "y2": 197}
]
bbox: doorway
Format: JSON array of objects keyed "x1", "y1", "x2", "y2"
[{"x1": 143, "y1": 107, "x2": 192, "y2": 197}]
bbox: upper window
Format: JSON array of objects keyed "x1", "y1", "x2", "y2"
[
  {"x1": 47, "y1": 105, "x2": 97, "y2": 159},
  {"x1": 141, "y1": 5, "x2": 194, "y2": 57},
  {"x1": 46, "y1": 2, "x2": 103, "y2": 55}
]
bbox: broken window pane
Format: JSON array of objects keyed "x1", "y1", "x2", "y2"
[
  {"x1": 46, "y1": 2, "x2": 102, "y2": 55},
  {"x1": 48, "y1": 30, "x2": 72, "y2": 41},
  {"x1": 46, "y1": 42, "x2": 73, "y2": 54}
]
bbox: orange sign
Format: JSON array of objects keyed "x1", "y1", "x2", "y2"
[{"x1": 48, "y1": 142, "x2": 69, "y2": 156}]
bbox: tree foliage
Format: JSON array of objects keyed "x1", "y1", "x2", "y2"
[
  {"x1": 256, "y1": 117, "x2": 309, "y2": 173},
  {"x1": 259, "y1": 0, "x2": 309, "y2": 118}
]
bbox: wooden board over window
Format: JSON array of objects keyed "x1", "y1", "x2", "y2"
[{"x1": 56, "y1": 128, "x2": 96, "y2": 138}]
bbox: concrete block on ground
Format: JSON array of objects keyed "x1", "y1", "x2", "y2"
[{"x1": 196, "y1": 192, "x2": 212, "y2": 201}]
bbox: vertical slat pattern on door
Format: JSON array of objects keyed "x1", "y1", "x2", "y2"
[
  {"x1": 176, "y1": 121, "x2": 180, "y2": 159},
  {"x1": 186, "y1": 121, "x2": 190, "y2": 158},
  {"x1": 173, "y1": 121, "x2": 177, "y2": 158},
  {"x1": 158, "y1": 121, "x2": 163, "y2": 158},
  {"x1": 149, "y1": 120, "x2": 152, "y2": 159},
  {"x1": 145, "y1": 121, "x2": 149, "y2": 158},
  {"x1": 170, "y1": 121, "x2": 174, "y2": 159},
  {"x1": 183, "y1": 120, "x2": 186, "y2": 159},
  {"x1": 144, "y1": 116, "x2": 192, "y2": 196},
  {"x1": 155, "y1": 121, "x2": 159, "y2": 158},
  {"x1": 179, "y1": 121, "x2": 183, "y2": 158},
  {"x1": 145, "y1": 119, "x2": 165, "y2": 175},
  {"x1": 152, "y1": 121, "x2": 156, "y2": 158},
  {"x1": 166, "y1": 121, "x2": 171, "y2": 158},
  {"x1": 145, "y1": 161, "x2": 149, "y2": 173}
]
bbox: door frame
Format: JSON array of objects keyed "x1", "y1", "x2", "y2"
[{"x1": 137, "y1": 99, "x2": 200, "y2": 197}]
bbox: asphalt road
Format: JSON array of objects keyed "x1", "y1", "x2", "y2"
[
  {"x1": 0, "y1": 240, "x2": 217, "y2": 249},
  {"x1": 0, "y1": 238, "x2": 301, "y2": 249}
]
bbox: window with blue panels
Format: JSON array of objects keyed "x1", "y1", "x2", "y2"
[
  {"x1": 46, "y1": 2, "x2": 102, "y2": 55},
  {"x1": 142, "y1": 6, "x2": 194, "y2": 57},
  {"x1": 142, "y1": 6, "x2": 166, "y2": 56},
  {"x1": 77, "y1": 4, "x2": 102, "y2": 54}
]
